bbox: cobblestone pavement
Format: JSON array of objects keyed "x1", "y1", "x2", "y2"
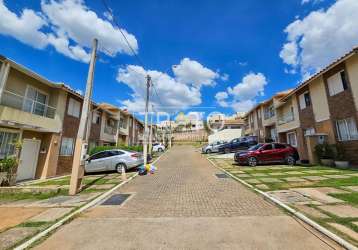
[{"x1": 35, "y1": 145, "x2": 342, "y2": 250}]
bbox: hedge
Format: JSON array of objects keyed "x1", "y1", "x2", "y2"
[{"x1": 89, "y1": 144, "x2": 143, "y2": 156}]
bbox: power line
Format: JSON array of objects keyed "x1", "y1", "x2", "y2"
[{"x1": 100, "y1": 0, "x2": 145, "y2": 68}]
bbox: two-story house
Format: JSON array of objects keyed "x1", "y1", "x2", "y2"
[
  {"x1": 98, "y1": 103, "x2": 120, "y2": 146},
  {"x1": 0, "y1": 56, "x2": 67, "y2": 181},
  {"x1": 281, "y1": 46, "x2": 358, "y2": 164},
  {"x1": 57, "y1": 89, "x2": 102, "y2": 175}
]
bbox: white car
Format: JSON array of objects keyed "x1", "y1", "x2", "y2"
[
  {"x1": 152, "y1": 143, "x2": 165, "y2": 152},
  {"x1": 85, "y1": 149, "x2": 143, "y2": 173}
]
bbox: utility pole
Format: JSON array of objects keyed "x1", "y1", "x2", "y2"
[
  {"x1": 169, "y1": 114, "x2": 172, "y2": 148},
  {"x1": 143, "y1": 75, "x2": 151, "y2": 166},
  {"x1": 148, "y1": 105, "x2": 154, "y2": 154},
  {"x1": 69, "y1": 38, "x2": 98, "y2": 195}
]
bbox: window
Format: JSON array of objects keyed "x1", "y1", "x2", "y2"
[
  {"x1": 264, "y1": 105, "x2": 275, "y2": 119},
  {"x1": 336, "y1": 118, "x2": 358, "y2": 141},
  {"x1": 67, "y1": 98, "x2": 81, "y2": 118},
  {"x1": 274, "y1": 143, "x2": 286, "y2": 149},
  {"x1": 92, "y1": 112, "x2": 100, "y2": 124},
  {"x1": 90, "y1": 151, "x2": 109, "y2": 160},
  {"x1": 60, "y1": 137, "x2": 74, "y2": 156},
  {"x1": 287, "y1": 132, "x2": 297, "y2": 147},
  {"x1": 327, "y1": 70, "x2": 348, "y2": 96},
  {"x1": 299, "y1": 92, "x2": 311, "y2": 109},
  {"x1": 0, "y1": 131, "x2": 19, "y2": 159},
  {"x1": 304, "y1": 128, "x2": 315, "y2": 136},
  {"x1": 108, "y1": 150, "x2": 124, "y2": 156},
  {"x1": 23, "y1": 86, "x2": 48, "y2": 116},
  {"x1": 262, "y1": 144, "x2": 273, "y2": 150}
]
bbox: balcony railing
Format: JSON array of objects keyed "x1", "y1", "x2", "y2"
[
  {"x1": 1, "y1": 90, "x2": 56, "y2": 119},
  {"x1": 104, "y1": 125, "x2": 117, "y2": 135},
  {"x1": 278, "y1": 112, "x2": 295, "y2": 125}
]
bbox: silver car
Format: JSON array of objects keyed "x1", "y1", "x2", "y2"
[
  {"x1": 202, "y1": 141, "x2": 227, "y2": 154},
  {"x1": 85, "y1": 149, "x2": 143, "y2": 173}
]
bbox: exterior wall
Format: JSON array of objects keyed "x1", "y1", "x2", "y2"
[
  {"x1": 296, "y1": 86, "x2": 315, "y2": 161},
  {"x1": 277, "y1": 94, "x2": 300, "y2": 133},
  {"x1": 309, "y1": 76, "x2": 330, "y2": 122},
  {"x1": 323, "y1": 62, "x2": 358, "y2": 164},
  {"x1": 208, "y1": 129, "x2": 242, "y2": 143},
  {"x1": 346, "y1": 54, "x2": 358, "y2": 111},
  {"x1": 100, "y1": 111, "x2": 118, "y2": 144},
  {"x1": 22, "y1": 130, "x2": 60, "y2": 179},
  {"x1": 57, "y1": 93, "x2": 82, "y2": 175},
  {"x1": 0, "y1": 68, "x2": 67, "y2": 133}
]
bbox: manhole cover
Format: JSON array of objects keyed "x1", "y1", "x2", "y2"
[
  {"x1": 101, "y1": 194, "x2": 131, "y2": 206},
  {"x1": 215, "y1": 173, "x2": 229, "y2": 179}
]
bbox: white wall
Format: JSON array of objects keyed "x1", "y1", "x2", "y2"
[{"x1": 208, "y1": 129, "x2": 243, "y2": 143}]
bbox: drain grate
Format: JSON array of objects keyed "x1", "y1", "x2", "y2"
[
  {"x1": 101, "y1": 194, "x2": 131, "y2": 206},
  {"x1": 215, "y1": 173, "x2": 229, "y2": 179}
]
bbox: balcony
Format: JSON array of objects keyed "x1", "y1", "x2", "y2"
[
  {"x1": 104, "y1": 125, "x2": 117, "y2": 135},
  {"x1": 1, "y1": 90, "x2": 56, "y2": 118},
  {"x1": 278, "y1": 112, "x2": 294, "y2": 125},
  {"x1": 0, "y1": 90, "x2": 61, "y2": 132}
]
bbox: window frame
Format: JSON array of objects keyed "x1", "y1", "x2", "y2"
[
  {"x1": 0, "y1": 130, "x2": 19, "y2": 159},
  {"x1": 60, "y1": 137, "x2": 75, "y2": 156},
  {"x1": 327, "y1": 70, "x2": 348, "y2": 96},
  {"x1": 335, "y1": 117, "x2": 358, "y2": 141},
  {"x1": 287, "y1": 132, "x2": 298, "y2": 147},
  {"x1": 67, "y1": 98, "x2": 81, "y2": 118}
]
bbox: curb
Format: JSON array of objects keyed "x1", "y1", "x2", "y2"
[
  {"x1": 15, "y1": 148, "x2": 170, "y2": 250},
  {"x1": 206, "y1": 157, "x2": 357, "y2": 250}
]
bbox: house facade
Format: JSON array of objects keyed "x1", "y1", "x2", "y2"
[
  {"x1": 0, "y1": 56, "x2": 67, "y2": 181},
  {"x1": 243, "y1": 47, "x2": 358, "y2": 164}
]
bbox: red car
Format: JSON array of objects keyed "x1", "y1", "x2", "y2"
[{"x1": 234, "y1": 143, "x2": 299, "y2": 167}]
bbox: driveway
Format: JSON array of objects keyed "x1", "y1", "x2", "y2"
[{"x1": 35, "y1": 145, "x2": 342, "y2": 250}]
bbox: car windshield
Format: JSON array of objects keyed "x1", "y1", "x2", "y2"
[{"x1": 248, "y1": 144, "x2": 263, "y2": 151}]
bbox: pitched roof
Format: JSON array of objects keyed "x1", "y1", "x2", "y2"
[{"x1": 281, "y1": 46, "x2": 358, "y2": 101}]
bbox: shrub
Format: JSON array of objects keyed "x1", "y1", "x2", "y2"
[
  {"x1": 0, "y1": 157, "x2": 17, "y2": 173},
  {"x1": 89, "y1": 144, "x2": 143, "y2": 155},
  {"x1": 314, "y1": 143, "x2": 334, "y2": 159}
]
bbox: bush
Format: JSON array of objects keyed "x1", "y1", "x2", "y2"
[
  {"x1": 0, "y1": 157, "x2": 17, "y2": 173},
  {"x1": 314, "y1": 143, "x2": 335, "y2": 159},
  {"x1": 89, "y1": 144, "x2": 143, "y2": 155}
]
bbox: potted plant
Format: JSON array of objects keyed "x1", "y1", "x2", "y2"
[
  {"x1": 333, "y1": 144, "x2": 349, "y2": 169},
  {"x1": 315, "y1": 143, "x2": 334, "y2": 166}
]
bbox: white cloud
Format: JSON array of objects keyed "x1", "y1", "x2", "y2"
[
  {"x1": 0, "y1": 0, "x2": 138, "y2": 63},
  {"x1": 116, "y1": 65, "x2": 202, "y2": 112},
  {"x1": 0, "y1": 0, "x2": 48, "y2": 49},
  {"x1": 172, "y1": 58, "x2": 219, "y2": 87},
  {"x1": 280, "y1": 0, "x2": 358, "y2": 76},
  {"x1": 75, "y1": 89, "x2": 83, "y2": 95},
  {"x1": 215, "y1": 91, "x2": 229, "y2": 107},
  {"x1": 215, "y1": 72, "x2": 268, "y2": 112},
  {"x1": 220, "y1": 73, "x2": 229, "y2": 81}
]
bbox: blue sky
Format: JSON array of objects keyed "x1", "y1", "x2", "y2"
[{"x1": 1, "y1": 0, "x2": 357, "y2": 120}]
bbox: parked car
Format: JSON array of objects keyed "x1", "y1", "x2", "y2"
[
  {"x1": 152, "y1": 143, "x2": 165, "y2": 152},
  {"x1": 234, "y1": 143, "x2": 299, "y2": 167},
  {"x1": 202, "y1": 140, "x2": 227, "y2": 154},
  {"x1": 218, "y1": 138, "x2": 257, "y2": 154},
  {"x1": 85, "y1": 149, "x2": 143, "y2": 173}
]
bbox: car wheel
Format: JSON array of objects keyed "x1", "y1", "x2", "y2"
[
  {"x1": 159, "y1": 148, "x2": 164, "y2": 152},
  {"x1": 286, "y1": 155, "x2": 296, "y2": 166},
  {"x1": 248, "y1": 157, "x2": 258, "y2": 167},
  {"x1": 116, "y1": 163, "x2": 127, "y2": 174},
  {"x1": 224, "y1": 148, "x2": 230, "y2": 154},
  {"x1": 206, "y1": 149, "x2": 212, "y2": 154}
]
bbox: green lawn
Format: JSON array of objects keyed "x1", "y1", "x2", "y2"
[{"x1": 329, "y1": 193, "x2": 358, "y2": 206}]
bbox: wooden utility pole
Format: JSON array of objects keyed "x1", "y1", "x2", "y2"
[
  {"x1": 148, "y1": 105, "x2": 154, "y2": 154},
  {"x1": 69, "y1": 38, "x2": 98, "y2": 195},
  {"x1": 143, "y1": 75, "x2": 151, "y2": 166}
]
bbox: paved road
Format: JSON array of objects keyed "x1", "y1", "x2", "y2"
[{"x1": 36, "y1": 145, "x2": 342, "y2": 250}]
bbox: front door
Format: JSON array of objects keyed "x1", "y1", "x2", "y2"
[{"x1": 17, "y1": 139, "x2": 41, "y2": 181}]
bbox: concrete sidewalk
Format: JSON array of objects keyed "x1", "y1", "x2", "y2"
[{"x1": 35, "y1": 145, "x2": 342, "y2": 250}]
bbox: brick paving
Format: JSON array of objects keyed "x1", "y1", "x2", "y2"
[
  {"x1": 86, "y1": 145, "x2": 280, "y2": 218},
  {"x1": 35, "y1": 145, "x2": 343, "y2": 250}
]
